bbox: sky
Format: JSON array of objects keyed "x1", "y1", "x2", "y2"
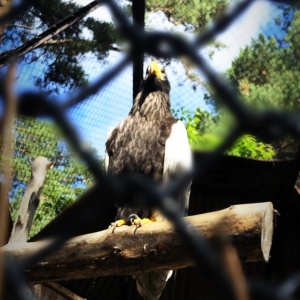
[{"x1": 6, "y1": 0, "x2": 284, "y2": 157}]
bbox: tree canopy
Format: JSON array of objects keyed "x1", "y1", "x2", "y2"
[
  {"x1": 227, "y1": 10, "x2": 300, "y2": 157},
  {"x1": 146, "y1": 0, "x2": 228, "y2": 30},
  {"x1": 2, "y1": 0, "x2": 117, "y2": 93},
  {"x1": 1, "y1": 0, "x2": 230, "y2": 94}
]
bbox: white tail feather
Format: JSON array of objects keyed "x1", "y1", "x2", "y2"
[{"x1": 135, "y1": 270, "x2": 173, "y2": 300}]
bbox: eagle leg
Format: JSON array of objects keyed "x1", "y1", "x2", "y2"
[
  {"x1": 128, "y1": 214, "x2": 153, "y2": 234},
  {"x1": 110, "y1": 219, "x2": 126, "y2": 233}
]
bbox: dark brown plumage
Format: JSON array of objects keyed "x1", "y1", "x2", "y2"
[
  {"x1": 105, "y1": 61, "x2": 192, "y2": 300},
  {"x1": 106, "y1": 62, "x2": 178, "y2": 222}
]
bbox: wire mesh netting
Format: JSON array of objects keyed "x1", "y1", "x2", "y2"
[{"x1": 1, "y1": 0, "x2": 300, "y2": 299}]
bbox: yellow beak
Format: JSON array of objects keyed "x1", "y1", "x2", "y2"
[{"x1": 148, "y1": 61, "x2": 163, "y2": 80}]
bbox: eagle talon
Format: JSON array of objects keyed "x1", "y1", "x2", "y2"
[
  {"x1": 110, "y1": 219, "x2": 126, "y2": 233},
  {"x1": 134, "y1": 222, "x2": 142, "y2": 234},
  {"x1": 111, "y1": 223, "x2": 117, "y2": 234}
]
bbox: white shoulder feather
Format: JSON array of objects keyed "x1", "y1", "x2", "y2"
[
  {"x1": 104, "y1": 127, "x2": 114, "y2": 173},
  {"x1": 163, "y1": 120, "x2": 192, "y2": 181}
]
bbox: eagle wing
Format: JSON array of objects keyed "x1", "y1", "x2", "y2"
[{"x1": 163, "y1": 120, "x2": 192, "y2": 213}]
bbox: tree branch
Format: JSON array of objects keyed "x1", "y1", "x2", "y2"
[
  {"x1": 37, "y1": 38, "x2": 76, "y2": 45},
  {"x1": 6, "y1": 23, "x2": 32, "y2": 29},
  {"x1": 2, "y1": 202, "x2": 275, "y2": 283},
  {"x1": 0, "y1": 0, "x2": 101, "y2": 68},
  {"x1": 35, "y1": 39, "x2": 123, "y2": 52}
]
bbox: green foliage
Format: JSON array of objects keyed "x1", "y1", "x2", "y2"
[
  {"x1": 228, "y1": 34, "x2": 279, "y2": 88},
  {"x1": 227, "y1": 10, "x2": 300, "y2": 157},
  {"x1": 9, "y1": 117, "x2": 97, "y2": 237},
  {"x1": 227, "y1": 135, "x2": 275, "y2": 159},
  {"x1": 174, "y1": 107, "x2": 275, "y2": 159},
  {"x1": 146, "y1": 0, "x2": 228, "y2": 30}
]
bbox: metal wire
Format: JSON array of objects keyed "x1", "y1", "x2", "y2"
[{"x1": 1, "y1": 0, "x2": 300, "y2": 299}]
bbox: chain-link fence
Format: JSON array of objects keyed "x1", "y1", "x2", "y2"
[{"x1": 1, "y1": 0, "x2": 300, "y2": 299}]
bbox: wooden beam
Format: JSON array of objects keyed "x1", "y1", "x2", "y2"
[
  {"x1": 2, "y1": 202, "x2": 275, "y2": 282},
  {"x1": 0, "y1": 63, "x2": 17, "y2": 300},
  {"x1": 9, "y1": 156, "x2": 53, "y2": 243}
]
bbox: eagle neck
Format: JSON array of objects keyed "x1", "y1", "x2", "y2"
[{"x1": 130, "y1": 91, "x2": 172, "y2": 122}]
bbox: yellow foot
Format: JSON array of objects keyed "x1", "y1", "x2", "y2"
[
  {"x1": 132, "y1": 217, "x2": 152, "y2": 226},
  {"x1": 110, "y1": 219, "x2": 126, "y2": 233}
]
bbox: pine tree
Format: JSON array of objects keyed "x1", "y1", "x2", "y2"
[
  {"x1": 227, "y1": 11, "x2": 300, "y2": 157},
  {"x1": 146, "y1": 0, "x2": 228, "y2": 30}
]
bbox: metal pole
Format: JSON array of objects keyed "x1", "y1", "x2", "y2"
[{"x1": 132, "y1": 0, "x2": 145, "y2": 100}]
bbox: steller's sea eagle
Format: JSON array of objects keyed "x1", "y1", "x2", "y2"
[{"x1": 105, "y1": 61, "x2": 192, "y2": 300}]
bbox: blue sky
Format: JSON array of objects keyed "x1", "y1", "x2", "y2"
[{"x1": 4, "y1": 0, "x2": 285, "y2": 158}]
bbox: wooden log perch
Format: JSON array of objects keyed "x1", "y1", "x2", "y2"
[
  {"x1": 2, "y1": 202, "x2": 275, "y2": 283},
  {"x1": 9, "y1": 156, "x2": 53, "y2": 243}
]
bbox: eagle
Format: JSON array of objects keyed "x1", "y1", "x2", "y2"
[{"x1": 105, "y1": 61, "x2": 192, "y2": 300}]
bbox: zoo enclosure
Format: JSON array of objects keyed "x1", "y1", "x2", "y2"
[{"x1": 0, "y1": 0, "x2": 300, "y2": 299}]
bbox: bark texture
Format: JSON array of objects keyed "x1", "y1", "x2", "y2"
[{"x1": 2, "y1": 202, "x2": 275, "y2": 282}]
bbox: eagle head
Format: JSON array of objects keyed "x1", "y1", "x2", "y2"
[{"x1": 141, "y1": 61, "x2": 171, "y2": 95}]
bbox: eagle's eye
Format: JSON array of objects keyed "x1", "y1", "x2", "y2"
[
  {"x1": 146, "y1": 67, "x2": 149, "y2": 75},
  {"x1": 161, "y1": 69, "x2": 165, "y2": 74}
]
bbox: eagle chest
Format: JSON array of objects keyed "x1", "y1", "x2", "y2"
[{"x1": 106, "y1": 115, "x2": 174, "y2": 182}]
